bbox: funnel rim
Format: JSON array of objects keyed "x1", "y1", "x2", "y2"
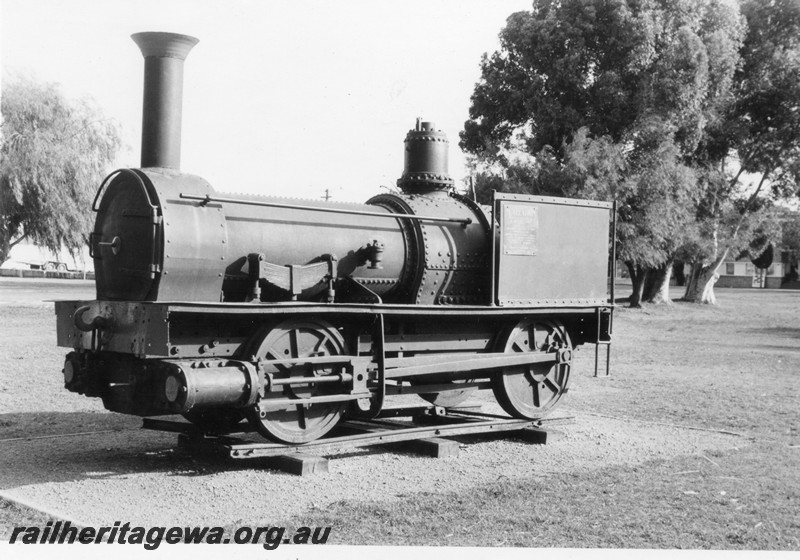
[{"x1": 131, "y1": 31, "x2": 199, "y2": 60}]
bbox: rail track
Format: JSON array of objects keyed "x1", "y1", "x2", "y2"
[{"x1": 144, "y1": 404, "x2": 574, "y2": 475}]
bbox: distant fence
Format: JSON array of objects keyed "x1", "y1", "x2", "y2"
[{"x1": 0, "y1": 268, "x2": 95, "y2": 280}]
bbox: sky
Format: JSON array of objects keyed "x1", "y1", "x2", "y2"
[{"x1": 2, "y1": 0, "x2": 534, "y2": 205}]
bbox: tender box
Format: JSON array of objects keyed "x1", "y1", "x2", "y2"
[{"x1": 491, "y1": 193, "x2": 613, "y2": 306}]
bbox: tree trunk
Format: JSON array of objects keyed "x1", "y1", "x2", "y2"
[
  {"x1": 683, "y1": 262, "x2": 722, "y2": 304},
  {"x1": 0, "y1": 237, "x2": 10, "y2": 267},
  {"x1": 643, "y1": 258, "x2": 674, "y2": 304},
  {"x1": 672, "y1": 260, "x2": 686, "y2": 286},
  {"x1": 0, "y1": 232, "x2": 27, "y2": 267},
  {"x1": 626, "y1": 262, "x2": 648, "y2": 308}
]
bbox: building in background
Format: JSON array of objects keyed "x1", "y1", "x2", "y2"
[
  {"x1": 0, "y1": 242, "x2": 93, "y2": 273},
  {"x1": 716, "y1": 246, "x2": 800, "y2": 289}
]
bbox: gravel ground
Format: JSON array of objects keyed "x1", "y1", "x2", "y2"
[
  {"x1": 0, "y1": 403, "x2": 743, "y2": 527},
  {"x1": 0, "y1": 279, "x2": 748, "y2": 530}
]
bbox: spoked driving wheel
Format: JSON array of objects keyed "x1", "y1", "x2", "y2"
[
  {"x1": 492, "y1": 320, "x2": 572, "y2": 419},
  {"x1": 246, "y1": 319, "x2": 348, "y2": 444}
]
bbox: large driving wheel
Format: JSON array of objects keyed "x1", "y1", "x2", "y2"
[
  {"x1": 492, "y1": 320, "x2": 571, "y2": 419},
  {"x1": 246, "y1": 319, "x2": 348, "y2": 444}
]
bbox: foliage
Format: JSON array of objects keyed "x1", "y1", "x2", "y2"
[
  {"x1": 616, "y1": 120, "x2": 699, "y2": 269},
  {"x1": 779, "y1": 210, "x2": 800, "y2": 279},
  {"x1": 731, "y1": 0, "x2": 800, "y2": 187},
  {"x1": 679, "y1": 170, "x2": 778, "y2": 262},
  {"x1": 0, "y1": 76, "x2": 121, "y2": 264},
  {"x1": 781, "y1": 210, "x2": 800, "y2": 253},
  {"x1": 468, "y1": 128, "x2": 625, "y2": 204},
  {"x1": 460, "y1": 0, "x2": 744, "y2": 162}
]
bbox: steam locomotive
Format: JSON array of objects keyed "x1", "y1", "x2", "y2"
[{"x1": 55, "y1": 32, "x2": 614, "y2": 444}]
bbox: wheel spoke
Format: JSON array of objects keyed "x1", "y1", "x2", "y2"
[
  {"x1": 543, "y1": 376, "x2": 560, "y2": 395},
  {"x1": 312, "y1": 335, "x2": 332, "y2": 355},
  {"x1": 296, "y1": 404, "x2": 307, "y2": 429},
  {"x1": 542, "y1": 368, "x2": 562, "y2": 394},
  {"x1": 289, "y1": 329, "x2": 299, "y2": 358},
  {"x1": 265, "y1": 350, "x2": 292, "y2": 375}
]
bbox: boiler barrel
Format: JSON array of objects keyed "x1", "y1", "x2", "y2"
[{"x1": 221, "y1": 194, "x2": 409, "y2": 299}]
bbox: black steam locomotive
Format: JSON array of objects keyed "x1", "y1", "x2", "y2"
[{"x1": 55, "y1": 32, "x2": 614, "y2": 444}]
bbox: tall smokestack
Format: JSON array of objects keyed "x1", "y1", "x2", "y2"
[{"x1": 131, "y1": 32, "x2": 199, "y2": 169}]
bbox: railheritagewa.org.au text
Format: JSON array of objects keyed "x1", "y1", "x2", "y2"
[{"x1": 9, "y1": 521, "x2": 331, "y2": 549}]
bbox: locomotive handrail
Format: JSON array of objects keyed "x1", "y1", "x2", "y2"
[
  {"x1": 93, "y1": 169, "x2": 158, "y2": 213},
  {"x1": 91, "y1": 170, "x2": 119, "y2": 212},
  {"x1": 179, "y1": 193, "x2": 473, "y2": 226}
]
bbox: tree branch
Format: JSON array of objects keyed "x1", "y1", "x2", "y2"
[
  {"x1": 731, "y1": 169, "x2": 771, "y2": 239},
  {"x1": 728, "y1": 165, "x2": 746, "y2": 190},
  {"x1": 9, "y1": 234, "x2": 28, "y2": 249}
]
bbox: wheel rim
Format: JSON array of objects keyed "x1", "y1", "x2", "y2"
[
  {"x1": 246, "y1": 319, "x2": 347, "y2": 443},
  {"x1": 492, "y1": 320, "x2": 571, "y2": 419}
]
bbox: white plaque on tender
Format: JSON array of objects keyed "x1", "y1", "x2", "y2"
[{"x1": 502, "y1": 203, "x2": 538, "y2": 255}]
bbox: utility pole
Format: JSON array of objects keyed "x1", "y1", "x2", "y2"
[{"x1": 322, "y1": 188, "x2": 332, "y2": 201}]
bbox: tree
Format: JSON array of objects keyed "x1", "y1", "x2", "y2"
[
  {"x1": 681, "y1": 0, "x2": 800, "y2": 303},
  {"x1": 0, "y1": 76, "x2": 121, "y2": 265},
  {"x1": 780, "y1": 210, "x2": 800, "y2": 281},
  {"x1": 461, "y1": 0, "x2": 743, "y2": 306},
  {"x1": 618, "y1": 120, "x2": 699, "y2": 306},
  {"x1": 680, "y1": 169, "x2": 782, "y2": 303}
]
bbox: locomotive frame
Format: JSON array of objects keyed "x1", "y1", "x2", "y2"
[{"x1": 55, "y1": 31, "x2": 615, "y2": 446}]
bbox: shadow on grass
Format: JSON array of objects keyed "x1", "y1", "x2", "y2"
[{"x1": 756, "y1": 327, "x2": 800, "y2": 338}]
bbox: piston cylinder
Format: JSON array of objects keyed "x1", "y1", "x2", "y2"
[{"x1": 162, "y1": 361, "x2": 259, "y2": 413}]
